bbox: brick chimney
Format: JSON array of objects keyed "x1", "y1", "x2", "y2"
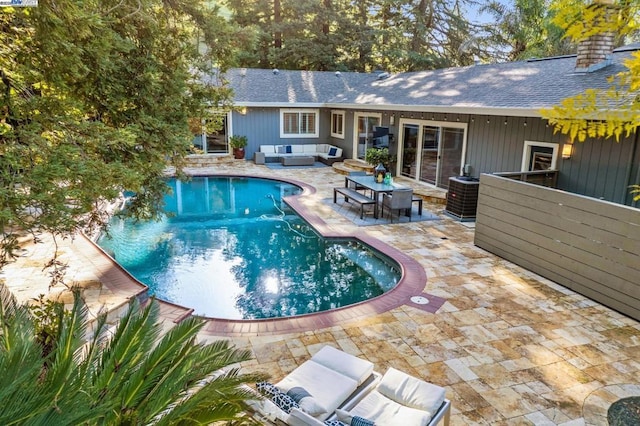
[{"x1": 575, "y1": 0, "x2": 616, "y2": 72}]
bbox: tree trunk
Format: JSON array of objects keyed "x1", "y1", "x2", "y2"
[{"x1": 274, "y1": 0, "x2": 282, "y2": 49}]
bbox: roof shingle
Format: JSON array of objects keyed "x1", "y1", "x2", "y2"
[{"x1": 224, "y1": 47, "x2": 638, "y2": 115}]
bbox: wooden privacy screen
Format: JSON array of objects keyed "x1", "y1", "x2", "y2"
[{"x1": 474, "y1": 173, "x2": 640, "y2": 321}]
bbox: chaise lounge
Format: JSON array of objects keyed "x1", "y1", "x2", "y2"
[
  {"x1": 249, "y1": 345, "x2": 380, "y2": 425},
  {"x1": 249, "y1": 346, "x2": 450, "y2": 426},
  {"x1": 330, "y1": 367, "x2": 451, "y2": 426}
]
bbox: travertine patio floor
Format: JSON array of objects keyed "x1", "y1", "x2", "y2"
[{"x1": 3, "y1": 161, "x2": 639, "y2": 425}]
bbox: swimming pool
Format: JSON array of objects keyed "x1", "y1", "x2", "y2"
[{"x1": 98, "y1": 176, "x2": 401, "y2": 319}]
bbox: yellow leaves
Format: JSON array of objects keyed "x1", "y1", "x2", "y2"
[
  {"x1": 624, "y1": 51, "x2": 640, "y2": 91},
  {"x1": 550, "y1": 0, "x2": 640, "y2": 42},
  {"x1": 541, "y1": 31, "x2": 640, "y2": 143}
]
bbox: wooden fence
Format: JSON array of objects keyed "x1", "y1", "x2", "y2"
[
  {"x1": 474, "y1": 173, "x2": 640, "y2": 321},
  {"x1": 493, "y1": 170, "x2": 558, "y2": 188}
]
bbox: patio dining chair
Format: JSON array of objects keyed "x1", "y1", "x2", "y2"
[{"x1": 381, "y1": 188, "x2": 414, "y2": 222}]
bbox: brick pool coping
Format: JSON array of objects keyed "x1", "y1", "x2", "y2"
[{"x1": 91, "y1": 172, "x2": 437, "y2": 336}]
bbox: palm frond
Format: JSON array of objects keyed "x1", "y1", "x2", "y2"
[
  {"x1": 0, "y1": 285, "x2": 52, "y2": 424},
  {"x1": 90, "y1": 297, "x2": 161, "y2": 398}
]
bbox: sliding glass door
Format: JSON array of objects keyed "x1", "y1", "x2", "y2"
[
  {"x1": 400, "y1": 124, "x2": 419, "y2": 178},
  {"x1": 439, "y1": 128, "x2": 465, "y2": 185},
  {"x1": 420, "y1": 126, "x2": 440, "y2": 185},
  {"x1": 398, "y1": 119, "x2": 466, "y2": 189},
  {"x1": 192, "y1": 114, "x2": 230, "y2": 154},
  {"x1": 353, "y1": 112, "x2": 382, "y2": 159}
]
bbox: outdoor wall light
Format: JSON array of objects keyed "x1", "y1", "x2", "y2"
[
  {"x1": 239, "y1": 107, "x2": 247, "y2": 115},
  {"x1": 562, "y1": 141, "x2": 573, "y2": 159}
]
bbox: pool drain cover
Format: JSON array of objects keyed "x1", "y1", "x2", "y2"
[{"x1": 410, "y1": 296, "x2": 430, "y2": 305}]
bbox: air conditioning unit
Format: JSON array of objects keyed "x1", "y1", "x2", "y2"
[{"x1": 445, "y1": 177, "x2": 480, "y2": 221}]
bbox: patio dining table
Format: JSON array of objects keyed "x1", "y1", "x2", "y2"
[{"x1": 344, "y1": 175, "x2": 407, "y2": 219}]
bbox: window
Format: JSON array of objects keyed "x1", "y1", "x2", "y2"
[
  {"x1": 521, "y1": 141, "x2": 559, "y2": 171},
  {"x1": 280, "y1": 109, "x2": 319, "y2": 138},
  {"x1": 331, "y1": 110, "x2": 345, "y2": 138}
]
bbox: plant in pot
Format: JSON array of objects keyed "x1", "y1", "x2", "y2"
[
  {"x1": 365, "y1": 147, "x2": 392, "y2": 182},
  {"x1": 229, "y1": 135, "x2": 248, "y2": 159}
]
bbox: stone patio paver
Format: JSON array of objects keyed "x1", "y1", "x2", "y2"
[{"x1": 2, "y1": 160, "x2": 639, "y2": 425}]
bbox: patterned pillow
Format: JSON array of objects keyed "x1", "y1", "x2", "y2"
[
  {"x1": 335, "y1": 409, "x2": 375, "y2": 426},
  {"x1": 271, "y1": 390, "x2": 300, "y2": 414},
  {"x1": 277, "y1": 146, "x2": 286, "y2": 154},
  {"x1": 351, "y1": 416, "x2": 375, "y2": 426},
  {"x1": 256, "y1": 381, "x2": 280, "y2": 398}
]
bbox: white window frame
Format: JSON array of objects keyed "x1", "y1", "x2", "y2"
[
  {"x1": 521, "y1": 141, "x2": 559, "y2": 171},
  {"x1": 352, "y1": 111, "x2": 383, "y2": 159},
  {"x1": 331, "y1": 110, "x2": 345, "y2": 139},
  {"x1": 280, "y1": 108, "x2": 319, "y2": 138}
]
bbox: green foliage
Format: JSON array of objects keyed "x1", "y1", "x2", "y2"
[
  {"x1": 29, "y1": 294, "x2": 68, "y2": 360},
  {"x1": 365, "y1": 147, "x2": 390, "y2": 167},
  {"x1": 476, "y1": 0, "x2": 576, "y2": 61},
  {"x1": 0, "y1": 283, "x2": 264, "y2": 424},
  {"x1": 229, "y1": 135, "x2": 248, "y2": 148},
  {"x1": 223, "y1": 0, "x2": 480, "y2": 72},
  {"x1": 0, "y1": 0, "x2": 239, "y2": 267}
]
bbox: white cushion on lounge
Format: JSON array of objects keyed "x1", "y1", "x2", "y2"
[
  {"x1": 346, "y1": 390, "x2": 433, "y2": 426},
  {"x1": 292, "y1": 145, "x2": 304, "y2": 153},
  {"x1": 288, "y1": 408, "x2": 326, "y2": 426},
  {"x1": 377, "y1": 367, "x2": 445, "y2": 413},
  {"x1": 310, "y1": 346, "x2": 373, "y2": 386},
  {"x1": 303, "y1": 144, "x2": 317, "y2": 153},
  {"x1": 276, "y1": 360, "x2": 358, "y2": 421}
]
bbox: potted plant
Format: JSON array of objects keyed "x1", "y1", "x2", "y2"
[
  {"x1": 365, "y1": 147, "x2": 391, "y2": 169},
  {"x1": 229, "y1": 135, "x2": 248, "y2": 159},
  {"x1": 365, "y1": 147, "x2": 391, "y2": 182}
]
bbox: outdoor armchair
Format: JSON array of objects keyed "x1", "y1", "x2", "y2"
[{"x1": 381, "y1": 188, "x2": 414, "y2": 222}]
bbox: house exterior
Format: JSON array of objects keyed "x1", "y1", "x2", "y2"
[{"x1": 199, "y1": 44, "x2": 640, "y2": 208}]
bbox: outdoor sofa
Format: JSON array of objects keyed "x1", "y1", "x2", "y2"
[
  {"x1": 249, "y1": 345, "x2": 451, "y2": 426},
  {"x1": 259, "y1": 143, "x2": 343, "y2": 165}
]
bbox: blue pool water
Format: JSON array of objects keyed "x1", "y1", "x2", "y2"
[{"x1": 98, "y1": 176, "x2": 401, "y2": 319}]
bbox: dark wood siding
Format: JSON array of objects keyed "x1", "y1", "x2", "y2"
[
  {"x1": 232, "y1": 107, "x2": 638, "y2": 206},
  {"x1": 462, "y1": 115, "x2": 638, "y2": 206},
  {"x1": 475, "y1": 174, "x2": 640, "y2": 321},
  {"x1": 232, "y1": 108, "x2": 338, "y2": 159}
]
